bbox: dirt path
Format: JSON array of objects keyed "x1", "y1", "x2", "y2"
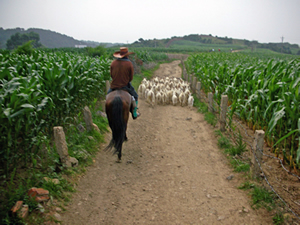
[{"x1": 61, "y1": 60, "x2": 272, "y2": 224}]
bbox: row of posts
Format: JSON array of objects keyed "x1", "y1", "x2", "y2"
[{"x1": 181, "y1": 60, "x2": 265, "y2": 179}]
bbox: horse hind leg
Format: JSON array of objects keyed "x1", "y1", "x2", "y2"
[{"x1": 116, "y1": 146, "x2": 122, "y2": 163}]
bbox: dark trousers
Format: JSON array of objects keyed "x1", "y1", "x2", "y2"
[{"x1": 107, "y1": 82, "x2": 138, "y2": 101}]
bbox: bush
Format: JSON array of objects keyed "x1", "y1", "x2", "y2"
[
  {"x1": 86, "y1": 45, "x2": 107, "y2": 57},
  {"x1": 14, "y1": 41, "x2": 34, "y2": 55}
]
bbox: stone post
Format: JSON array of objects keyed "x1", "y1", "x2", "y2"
[
  {"x1": 83, "y1": 106, "x2": 93, "y2": 132},
  {"x1": 53, "y1": 126, "x2": 69, "y2": 164},
  {"x1": 53, "y1": 126, "x2": 78, "y2": 167},
  {"x1": 83, "y1": 106, "x2": 100, "y2": 133}
]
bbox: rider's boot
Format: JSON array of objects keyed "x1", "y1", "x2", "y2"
[{"x1": 132, "y1": 100, "x2": 140, "y2": 120}]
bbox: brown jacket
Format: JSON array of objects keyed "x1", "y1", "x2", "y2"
[{"x1": 110, "y1": 59, "x2": 134, "y2": 89}]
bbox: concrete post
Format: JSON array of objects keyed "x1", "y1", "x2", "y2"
[
  {"x1": 251, "y1": 130, "x2": 265, "y2": 179},
  {"x1": 193, "y1": 77, "x2": 197, "y2": 92},
  {"x1": 196, "y1": 82, "x2": 201, "y2": 100},
  {"x1": 220, "y1": 95, "x2": 228, "y2": 132},
  {"x1": 208, "y1": 92, "x2": 213, "y2": 112}
]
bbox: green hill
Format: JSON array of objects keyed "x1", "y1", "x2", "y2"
[
  {"x1": 130, "y1": 34, "x2": 300, "y2": 55},
  {"x1": 0, "y1": 27, "x2": 123, "y2": 49}
]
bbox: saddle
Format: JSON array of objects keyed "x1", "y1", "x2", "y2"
[{"x1": 108, "y1": 89, "x2": 136, "y2": 109}]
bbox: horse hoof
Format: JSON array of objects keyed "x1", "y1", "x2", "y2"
[{"x1": 116, "y1": 159, "x2": 122, "y2": 163}]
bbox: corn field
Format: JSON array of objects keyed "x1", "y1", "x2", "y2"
[
  {"x1": 0, "y1": 50, "x2": 111, "y2": 175},
  {"x1": 186, "y1": 52, "x2": 300, "y2": 169}
]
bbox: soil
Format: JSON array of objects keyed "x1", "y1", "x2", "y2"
[{"x1": 60, "y1": 60, "x2": 278, "y2": 224}]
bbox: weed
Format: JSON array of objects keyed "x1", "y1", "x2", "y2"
[
  {"x1": 214, "y1": 130, "x2": 223, "y2": 137},
  {"x1": 225, "y1": 147, "x2": 242, "y2": 156},
  {"x1": 0, "y1": 97, "x2": 108, "y2": 224},
  {"x1": 218, "y1": 136, "x2": 231, "y2": 149},
  {"x1": 205, "y1": 112, "x2": 217, "y2": 126},
  {"x1": 272, "y1": 212, "x2": 284, "y2": 225},
  {"x1": 198, "y1": 102, "x2": 209, "y2": 114},
  {"x1": 238, "y1": 181, "x2": 255, "y2": 190},
  {"x1": 235, "y1": 131, "x2": 247, "y2": 154},
  {"x1": 230, "y1": 158, "x2": 250, "y2": 172},
  {"x1": 250, "y1": 186, "x2": 275, "y2": 211}
]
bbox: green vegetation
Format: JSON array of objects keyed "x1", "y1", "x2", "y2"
[
  {"x1": 191, "y1": 52, "x2": 300, "y2": 224},
  {"x1": 215, "y1": 129, "x2": 249, "y2": 172},
  {"x1": 251, "y1": 186, "x2": 275, "y2": 210},
  {"x1": 230, "y1": 158, "x2": 250, "y2": 172},
  {"x1": 0, "y1": 50, "x2": 111, "y2": 176},
  {"x1": 193, "y1": 96, "x2": 208, "y2": 114},
  {"x1": 204, "y1": 112, "x2": 218, "y2": 126},
  {"x1": 238, "y1": 182, "x2": 275, "y2": 211},
  {"x1": 0, "y1": 27, "x2": 112, "y2": 49},
  {"x1": 1, "y1": 36, "x2": 297, "y2": 223},
  {"x1": 169, "y1": 39, "x2": 245, "y2": 53},
  {"x1": 86, "y1": 45, "x2": 108, "y2": 57},
  {"x1": 0, "y1": 48, "x2": 113, "y2": 224},
  {"x1": 273, "y1": 212, "x2": 284, "y2": 225},
  {"x1": 6, "y1": 31, "x2": 42, "y2": 50},
  {"x1": 0, "y1": 101, "x2": 108, "y2": 224},
  {"x1": 186, "y1": 52, "x2": 300, "y2": 169},
  {"x1": 14, "y1": 40, "x2": 35, "y2": 55},
  {"x1": 130, "y1": 34, "x2": 300, "y2": 55},
  {"x1": 0, "y1": 47, "x2": 167, "y2": 224}
]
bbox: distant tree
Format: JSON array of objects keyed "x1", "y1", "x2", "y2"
[
  {"x1": 244, "y1": 40, "x2": 251, "y2": 46},
  {"x1": 14, "y1": 40, "x2": 34, "y2": 55},
  {"x1": 297, "y1": 50, "x2": 300, "y2": 55},
  {"x1": 6, "y1": 32, "x2": 42, "y2": 50},
  {"x1": 86, "y1": 45, "x2": 107, "y2": 57},
  {"x1": 138, "y1": 38, "x2": 144, "y2": 42}
]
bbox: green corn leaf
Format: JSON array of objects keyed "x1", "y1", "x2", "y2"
[
  {"x1": 21, "y1": 104, "x2": 35, "y2": 109},
  {"x1": 295, "y1": 118, "x2": 300, "y2": 164},
  {"x1": 273, "y1": 129, "x2": 299, "y2": 148},
  {"x1": 268, "y1": 107, "x2": 285, "y2": 133},
  {"x1": 10, "y1": 109, "x2": 26, "y2": 118},
  {"x1": 3, "y1": 108, "x2": 12, "y2": 117},
  {"x1": 292, "y1": 77, "x2": 300, "y2": 89}
]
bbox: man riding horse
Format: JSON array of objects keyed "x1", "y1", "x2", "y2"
[{"x1": 107, "y1": 47, "x2": 140, "y2": 119}]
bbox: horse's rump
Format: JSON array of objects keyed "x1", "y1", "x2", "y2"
[{"x1": 105, "y1": 90, "x2": 131, "y2": 159}]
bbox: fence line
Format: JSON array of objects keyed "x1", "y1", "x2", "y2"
[{"x1": 183, "y1": 63, "x2": 300, "y2": 221}]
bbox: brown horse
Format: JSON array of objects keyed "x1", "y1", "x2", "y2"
[{"x1": 104, "y1": 90, "x2": 133, "y2": 161}]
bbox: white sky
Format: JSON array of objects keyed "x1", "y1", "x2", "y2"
[{"x1": 1, "y1": 0, "x2": 300, "y2": 45}]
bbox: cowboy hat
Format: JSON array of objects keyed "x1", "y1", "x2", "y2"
[{"x1": 113, "y1": 47, "x2": 134, "y2": 58}]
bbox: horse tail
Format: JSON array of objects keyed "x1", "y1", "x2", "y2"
[{"x1": 105, "y1": 96, "x2": 126, "y2": 155}]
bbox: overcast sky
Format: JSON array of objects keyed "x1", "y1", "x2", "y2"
[{"x1": 1, "y1": 0, "x2": 300, "y2": 45}]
